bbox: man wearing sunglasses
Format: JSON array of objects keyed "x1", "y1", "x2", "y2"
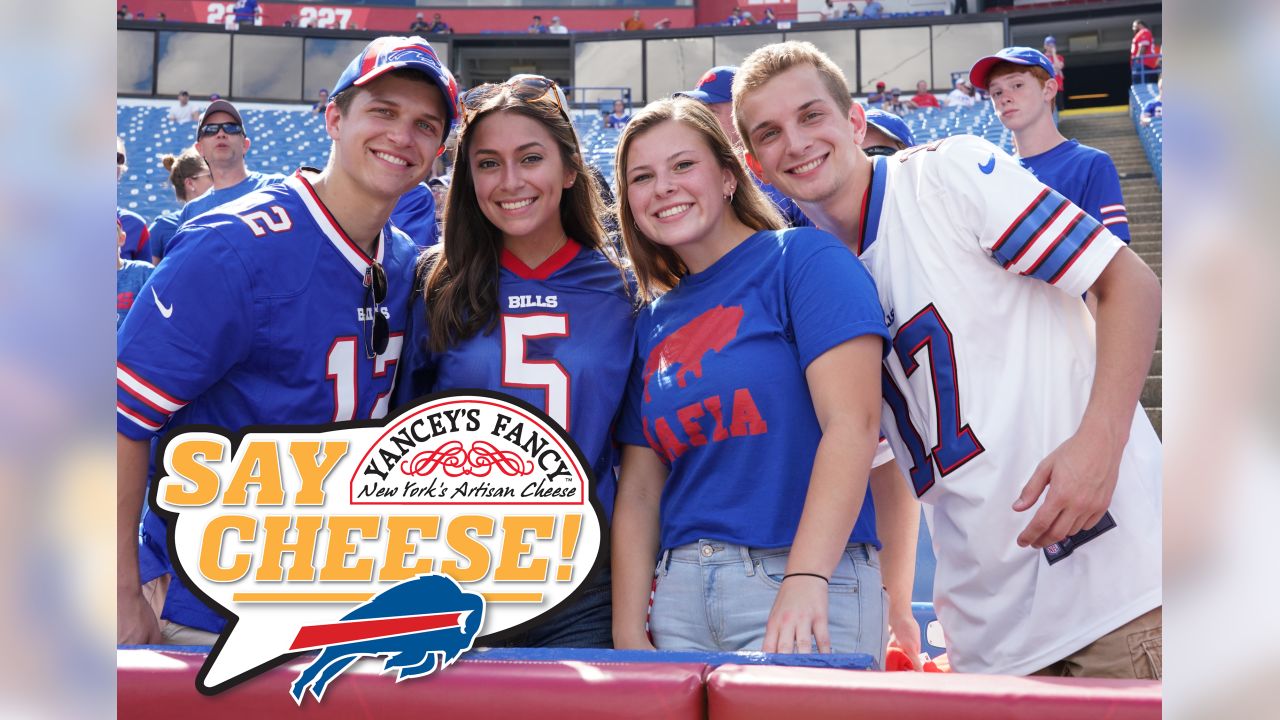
[
  {"x1": 116, "y1": 36, "x2": 458, "y2": 646},
  {"x1": 174, "y1": 99, "x2": 285, "y2": 231}
]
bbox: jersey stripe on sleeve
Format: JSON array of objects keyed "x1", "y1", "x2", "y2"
[
  {"x1": 991, "y1": 188, "x2": 1056, "y2": 263},
  {"x1": 117, "y1": 362, "x2": 186, "y2": 414},
  {"x1": 117, "y1": 401, "x2": 164, "y2": 432}
]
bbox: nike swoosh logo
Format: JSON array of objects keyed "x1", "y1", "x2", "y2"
[
  {"x1": 978, "y1": 153, "x2": 996, "y2": 175},
  {"x1": 152, "y1": 287, "x2": 173, "y2": 318}
]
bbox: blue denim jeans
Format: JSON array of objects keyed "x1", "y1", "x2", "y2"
[
  {"x1": 489, "y1": 564, "x2": 614, "y2": 649},
  {"x1": 649, "y1": 540, "x2": 886, "y2": 668}
]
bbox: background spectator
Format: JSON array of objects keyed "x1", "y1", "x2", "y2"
[
  {"x1": 230, "y1": 0, "x2": 259, "y2": 31},
  {"x1": 1130, "y1": 19, "x2": 1160, "y2": 83},
  {"x1": 727, "y1": 7, "x2": 744, "y2": 26},
  {"x1": 178, "y1": 99, "x2": 286, "y2": 229},
  {"x1": 147, "y1": 148, "x2": 212, "y2": 264},
  {"x1": 310, "y1": 88, "x2": 328, "y2": 114},
  {"x1": 116, "y1": 218, "x2": 153, "y2": 330},
  {"x1": 909, "y1": 80, "x2": 940, "y2": 110},
  {"x1": 945, "y1": 77, "x2": 977, "y2": 107},
  {"x1": 621, "y1": 10, "x2": 645, "y2": 31},
  {"x1": 166, "y1": 90, "x2": 200, "y2": 124},
  {"x1": 549, "y1": 16, "x2": 568, "y2": 34},
  {"x1": 860, "y1": 108, "x2": 916, "y2": 156},
  {"x1": 820, "y1": 0, "x2": 837, "y2": 21},
  {"x1": 528, "y1": 15, "x2": 548, "y2": 34},
  {"x1": 883, "y1": 88, "x2": 911, "y2": 115},
  {"x1": 653, "y1": 18, "x2": 672, "y2": 30},
  {"x1": 866, "y1": 80, "x2": 888, "y2": 105},
  {"x1": 429, "y1": 13, "x2": 453, "y2": 34},
  {"x1": 118, "y1": 5, "x2": 130, "y2": 20},
  {"x1": 863, "y1": 0, "x2": 884, "y2": 19},
  {"x1": 606, "y1": 99, "x2": 631, "y2": 128},
  {"x1": 1141, "y1": 77, "x2": 1163, "y2": 125},
  {"x1": 116, "y1": 137, "x2": 150, "y2": 262},
  {"x1": 843, "y1": 3, "x2": 859, "y2": 20},
  {"x1": 1043, "y1": 36, "x2": 1067, "y2": 111},
  {"x1": 762, "y1": 8, "x2": 777, "y2": 24},
  {"x1": 408, "y1": 12, "x2": 429, "y2": 33}
]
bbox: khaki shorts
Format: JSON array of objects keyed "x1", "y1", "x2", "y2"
[
  {"x1": 141, "y1": 575, "x2": 221, "y2": 646},
  {"x1": 1031, "y1": 606, "x2": 1162, "y2": 679}
]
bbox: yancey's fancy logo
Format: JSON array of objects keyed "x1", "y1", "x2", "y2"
[{"x1": 150, "y1": 391, "x2": 604, "y2": 702}]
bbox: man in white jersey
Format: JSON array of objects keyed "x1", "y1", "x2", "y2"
[{"x1": 733, "y1": 42, "x2": 1162, "y2": 678}]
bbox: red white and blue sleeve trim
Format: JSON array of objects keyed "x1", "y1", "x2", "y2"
[
  {"x1": 1099, "y1": 203, "x2": 1129, "y2": 229},
  {"x1": 991, "y1": 187, "x2": 1108, "y2": 286},
  {"x1": 117, "y1": 362, "x2": 188, "y2": 435}
]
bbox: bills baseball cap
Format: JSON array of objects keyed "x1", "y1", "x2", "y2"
[
  {"x1": 675, "y1": 66, "x2": 736, "y2": 104},
  {"x1": 1044, "y1": 35, "x2": 1057, "y2": 45},
  {"x1": 864, "y1": 108, "x2": 915, "y2": 147},
  {"x1": 968, "y1": 47, "x2": 1056, "y2": 91},
  {"x1": 198, "y1": 99, "x2": 244, "y2": 136},
  {"x1": 331, "y1": 35, "x2": 460, "y2": 129}
]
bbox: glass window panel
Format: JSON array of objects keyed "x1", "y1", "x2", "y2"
[
  {"x1": 156, "y1": 31, "x2": 231, "y2": 99},
  {"x1": 304, "y1": 38, "x2": 370, "y2": 101},
  {"x1": 573, "y1": 40, "x2": 643, "y2": 107},
  {"x1": 644, "y1": 37, "x2": 714, "y2": 104},
  {"x1": 118, "y1": 30, "x2": 155, "y2": 95},
  {"x1": 781, "y1": 29, "x2": 858, "y2": 91},
  {"x1": 232, "y1": 35, "x2": 304, "y2": 101},
  {"x1": 931, "y1": 22, "x2": 1004, "y2": 89},
  {"x1": 858, "y1": 26, "x2": 933, "y2": 95},
  {"x1": 714, "y1": 33, "x2": 783, "y2": 68}
]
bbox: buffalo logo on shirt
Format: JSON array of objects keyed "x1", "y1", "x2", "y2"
[{"x1": 640, "y1": 305, "x2": 767, "y2": 461}]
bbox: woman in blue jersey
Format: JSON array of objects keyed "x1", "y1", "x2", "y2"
[
  {"x1": 611, "y1": 98, "x2": 894, "y2": 661},
  {"x1": 398, "y1": 75, "x2": 634, "y2": 648}
]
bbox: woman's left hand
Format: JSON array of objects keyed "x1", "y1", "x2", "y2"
[{"x1": 762, "y1": 575, "x2": 830, "y2": 653}]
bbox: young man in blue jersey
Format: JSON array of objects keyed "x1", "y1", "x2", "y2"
[
  {"x1": 970, "y1": 48, "x2": 1131, "y2": 244},
  {"x1": 116, "y1": 36, "x2": 458, "y2": 645},
  {"x1": 174, "y1": 99, "x2": 286, "y2": 231}
]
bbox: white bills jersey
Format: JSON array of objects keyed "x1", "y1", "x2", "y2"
[{"x1": 855, "y1": 136, "x2": 1161, "y2": 675}]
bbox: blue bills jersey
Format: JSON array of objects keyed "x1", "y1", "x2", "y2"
[
  {"x1": 118, "y1": 208, "x2": 150, "y2": 261},
  {"x1": 116, "y1": 170, "x2": 419, "y2": 633},
  {"x1": 616, "y1": 229, "x2": 889, "y2": 553},
  {"x1": 116, "y1": 259, "x2": 154, "y2": 329},
  {"x1": 146, "y1": 209, "x2": 179, "y2": 262},
  {"x1": 1018, "y1": 140, "x2": 1130, "y2": 242},
  {"x1": 390, "y1": 181, "x2": 439, "y2": 248},
  {"x1": 398, "y1": 242, "x2": 634, "y2": 518}
]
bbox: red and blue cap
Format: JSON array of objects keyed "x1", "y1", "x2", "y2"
[
  {"x1": 675, "y1": 66, "x2": 736, "y2": 104},
  {"x1": 331, "y1": 36, "x2": 460, "y2": 129},
  {"x1": 864, "y1": 108, "x2": 915, "y2": 147},
  {"x1": 968, "y1": 47, "x2": 1056, "y2": 91}
]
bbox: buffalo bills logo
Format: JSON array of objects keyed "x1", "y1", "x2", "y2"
[
  {"x1": 698, "y1": 70, "x2": 719, "y2": 89},
  {"x1": 289, "y1": 574, "x2": 484, "y2": 703},
  {"x1": 642, "y1": 305, "x2": 743, "y2": 402}
]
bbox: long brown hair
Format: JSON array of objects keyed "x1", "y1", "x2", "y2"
[
  {"x1": 615, "y1": 97, "x2": 784, "y2": 303},
  {"x1": 161, "y1": 146, "x2": 209, "y2": 202},
  {"x1": 421, "y1": 84, "x2": 615, "y2": 353}
]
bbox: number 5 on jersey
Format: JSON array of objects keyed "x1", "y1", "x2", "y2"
[{"x1": 502, "y1": 314, "x2": 571, "y2": 431}]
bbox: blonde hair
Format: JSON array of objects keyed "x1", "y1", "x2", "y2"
[
  {"x1": 615, "y1": 97, "x2": 784, "y2": 303},
  {"x1": 733, "y1": 41, "x2": 852, "y2": 154}
]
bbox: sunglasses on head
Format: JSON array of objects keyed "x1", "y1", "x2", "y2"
[
  {"x1": 459, "y1": 75, "x2": 569, "y2": 126},
  {"x1": 363, "y1": 261, "x2": 389, "y2": 359},
  {"x1": 199, "y1": 122, "x2": 244, "y2": 137}
]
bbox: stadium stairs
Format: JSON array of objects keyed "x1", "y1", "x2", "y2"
[{"x1": 1057, "y1": 109, "x2": 1162, "y2": 435}]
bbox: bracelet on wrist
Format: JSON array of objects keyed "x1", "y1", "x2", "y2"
[{"x1": 782, "y1": 572, "x2": 829, "y2": 584}]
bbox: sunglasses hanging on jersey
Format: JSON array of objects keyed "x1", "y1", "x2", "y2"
[
  {"x1": 459, "y1": 75, "x2": 570, "y2": 127},
  {"x1": 199, "y1": 122, "x2": 245, "y2": 137},
  {"x1": 363, "y1": 261, "x2": 389, "y2": 359}
]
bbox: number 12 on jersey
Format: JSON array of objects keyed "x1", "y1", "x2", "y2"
[{"x1": 882, "y1": 304, "x2": 984, "y2": 496}]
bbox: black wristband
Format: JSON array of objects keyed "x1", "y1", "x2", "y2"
[{"x1": 782, "y1": 572, "x2": 829, "y2": 584}]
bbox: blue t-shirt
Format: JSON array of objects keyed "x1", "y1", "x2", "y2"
[
  {"x1": 617, "y1": 228, "x2": 889, "y2": 553},
  {"x1": 1141, "y1": 99, "x2": 1162, "y2": 121},
  {"x1": 118, "y1": 208, "x2": 151, "y2": 261},
  {"x1": 117, "y1": 171, "x2": 419, "y2": 633},
  {"x1": 146, "y1": 209, "x2": 180, "y2": 262},
  {"x1": 1018, "y1": 140, "x2": 1130, "y2": 242},
  {"x1": 863, "y1": 1, "x2": 884, "y2": 18},
  {"x1": 116, "y1": 259, "x2": 154, "y2": 329},
  {"x1": 390, "y1": 182, "x2": 439, "y2": 248},
  {"x1": 606, "y1": 113, "x2": 631, "y2": 129},
  {"x1": 232, "y1": 0, "x2": 258, "y2": 23},
  {"x1": 398, "y1": 242, "x2": 635, "y2": 519},
  {"x1": 176, "y1": 170, "x2": 286, "y2": 231}
]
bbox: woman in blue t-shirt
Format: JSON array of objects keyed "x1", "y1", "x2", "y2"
[{"x1": 611, "y1": 97, "x2": 896, "y2": 662}]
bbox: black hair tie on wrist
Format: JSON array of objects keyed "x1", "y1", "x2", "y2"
[{"x1": 782, "y1": 572, "x2": 829, "y2": 584}]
